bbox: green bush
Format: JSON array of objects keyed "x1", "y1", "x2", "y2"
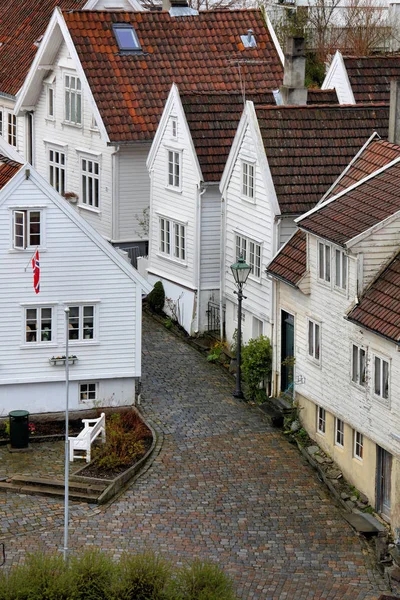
[
  {"x1": 0, "y1": 552, "x2": 69, "y2": 600},
  {"x1": 115, "y1": 552, "x2": 172, "y2": 600},
  {"x1": 147, "y1": 281, "x2": 165, "y2": 314},
  {"x1": 176, "y1": 560, "x2": 235, "y2": 600},
  {"x1": 92, "y1": 413, "x2": 146, "y2": 471},
  {"x1": 68, "y1": 550, "x2": 115, "y2": 600},
  {"x1": 241, "y1": 335, "x2": 272, "y2": 402}
]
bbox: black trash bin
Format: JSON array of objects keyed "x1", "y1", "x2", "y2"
[{"x1": 9, "y1": 410, "x2": 30, "y2": 449}]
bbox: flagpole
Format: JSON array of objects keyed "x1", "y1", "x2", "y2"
[{"x1": 63, "y1": 307, "x2": 70, "y2": 562}]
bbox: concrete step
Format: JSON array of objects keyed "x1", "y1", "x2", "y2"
[
  {"x1": 11, "y1": 474, "x2": 106, "y2": 494},
  {"x1": 0, "y1": 476, "x2": 107, "y2": 503}
]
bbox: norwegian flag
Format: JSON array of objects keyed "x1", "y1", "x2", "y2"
[{"x1": 31, "y1": 250, "x2": 40, "y2": 294}]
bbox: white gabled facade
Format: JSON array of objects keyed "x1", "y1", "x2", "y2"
[
  {"x1": 322, "y1": 51, "x2": 356, "y2": 105},
  {"x1": 0, "y1": 154, "x2": 151, "y2": 416},
  {"x1": 15, "y1": 8, "x2": 150, "y2": 254},
  {"x1": 271, "y1": 220, "x2": 400, "y2": 531},
  {"x1": 220, "y1": 101, "x2": 296, "y2": 346},
  {"x1": 146, "y1": 85, "x2": 221, "y2": 335}
]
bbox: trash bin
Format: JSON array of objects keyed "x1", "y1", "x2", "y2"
[{"x1": 9, "y1": 410, "x2": 30, "y2": 449}]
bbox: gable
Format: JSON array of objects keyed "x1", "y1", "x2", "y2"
[{"x1": 322, "y1": 51, "x2": 355, "y2": 105}]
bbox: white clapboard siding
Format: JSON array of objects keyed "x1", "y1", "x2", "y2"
[
  {"x1": 0, "y1": 98, "x2": 25, "y2": 159},
  {"x1": 200, "y1": 187, "x2": 221, "y2": 290},
  {"x1": 279, "y1": 217, "x2": 296, "y2": 248},
  {"x1": 117, "y1": 144, "x2": 151, "y2": 242},
  {"x1": 0, "y1": 177, "x2": 140, "y2": 387},
  {"x1": 276, "y1": 233, "x2": 400, "y2": 458},
  {"x1": 322, "y1": 52, "x2": 355, "y2": 105},
  {"x1": 33, "y1": 42, "x2": 114, "y2": 240}
]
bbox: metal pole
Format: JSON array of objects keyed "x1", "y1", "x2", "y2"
[
  {"x1": 63, "y1": 307, "x2": 70, "y2": 562},
  {"x1": 233, "y1": 285, "x2": 244, "y2": 399}
]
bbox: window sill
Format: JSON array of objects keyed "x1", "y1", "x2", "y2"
[
  {"x1": 45, "y1": 117, "x2": 56, "y2": 123},
  {"x1": 307, "y1": 356, "x2": 321, "y2": 368},
  {"x1": 78, "y1": 204, "x2": 101, "y2": 215},
  {"x1": 373, "y1": 393, "x2": 390, "y2": 408},
  {"x1": 9, "y1": 247, "x2": 46, "y2": 253},
  {"x1": 333, "y1": 285, "x2": 347, "y2": 295},
  {"x1": 350, "y1": 380, "x2": 367, "y2": 392},
  {"x1": 353, "y1": 456, "x2": 363, "y2": 464},
  {"x1": 20, "y1": 343, "x2": 58, "y2": 349},
  {"x1": 316, "y1": 430, "x2": 325, "y2": 437},
  {"x1": 62, "y1": 121, "x2": 83, "y2": 129},
  {"x1": 156, "y1": 253, "x2": 187, "y2": 268},
  {"x1": 240, "y1": 195, "x2": 256, "y2": 205},
  {"x1": 317, "y1": 278, "x2": 331, "y2": 288},
  {"x1": 248, "y1": 275, "x2": 262, "y2": 285},
  {"x1": 68, "y1": 340, "x2": 100, "y2": 347},
  {"x1": 165, "y1": 185, "x2": 182, "y2": 194}
]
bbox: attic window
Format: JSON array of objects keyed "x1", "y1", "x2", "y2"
[{"x1": 113, "y1": 24, "x2": 141, "y2": 53}]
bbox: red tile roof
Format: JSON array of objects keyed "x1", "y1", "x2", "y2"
[
  {"x1": 0, "y1": 154, "x2": 22, "y2": 189},
  {"x1": 181, "y1": 89, "x2": 338, "y2": 182},
  {"x1": 347, "y1": 251, "x2": 400, "y2": 344},
  {"x1": 326, "y1": 139, "x2": 400, "y2": 199},
  {"x1": 63, "y1": 9, "x2": 284, "y2": 142},
  {"x1": 299, "y1": 157, "x2": 400, "y2": 246},
  {"x1": 343, "y1": 55, "x2": 400, "y2": 103},
  {"x1": 255, "y1": 103, "x2": 389, "y2": 215},
  {"x1": 0, "y1": 0, "x2": 86, "y2": 97},
  {"x1": 266, "y1": 230, "x2": 307, "y2": 287}
]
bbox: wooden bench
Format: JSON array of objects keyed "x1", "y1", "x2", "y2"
[{"x1": 69, "y1": 413, "x2": 106, "y2": 463}]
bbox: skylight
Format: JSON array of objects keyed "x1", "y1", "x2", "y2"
[{"x1": 113, "y1": 24, "x2": 141, "y2": 53}]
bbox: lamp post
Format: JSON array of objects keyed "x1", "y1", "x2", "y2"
[{"x1": 231, "y1": 255, "x2": 251, "y2": 399}]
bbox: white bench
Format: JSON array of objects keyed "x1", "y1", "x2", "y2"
[{"x1": 68, "y1": 413, "x2": 106, "y2": 463}]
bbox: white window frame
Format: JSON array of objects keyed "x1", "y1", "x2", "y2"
[
  {"x1": 47, "y1": 86, "x2": 55, "y2": 120},
  {"x1": 12, "y1": 209, "x2": 42, "y2": 250},
  {"x1": 0, "y1": 109, "x2": 3, "y2": 137},
  {"x1": 317, "y1": 406, "x2": 326, "y2": 435},
  {"x1": 171, "y1": 117, "x2": 178, "y2": 139},
  {"x1": 67, "y1": 304, "x2": 96, "y2": 343},
  {"x1": 166, "y1": 149, "x2": 182, "y2": 190},
  {"x1": 159, "y1": 216, "x2": 186, "y2": 262},
  {"x1": 241, "y1": 160, "x2": 255, "y2": 200},
  {"x1": 351, "y1": 343, "x2": 366, "y2": 387},
  {"x1": 335, "y1": 418, "x2": 344, "y2": 447},
  {"x1": 318, "y1": 241, "x2": 331, "y2": 283},
  {"x1": 79, "y1": 381, "x2": 98, "y2": 404},
  {"x1": 48, "y1": 147, "x2": 66, "y2": 194},
  {"x1": 24, "y1": 306, "x2": 53, "y2": 345},
  {"x1": 64, "y1": 73, "x2": 82, "y2": 126},
  {"x1": 7, "y1": 112, "x2": 16, "y2": 147},
  {"x1": 354, "y1": 430, "x2": 363, "y2": 461},
  {"x1": 90, "y1": 115, "x2": 99, "y2": 130},
  {"x1": 308, "y1": 318, "x2": 321, "y2": 363},
  {"x1": 373, "y1": 353, "x2": 390, "y2": 402},
  {"x1": 235, "y1": 233, "x2": 262, "y2": 281},
  {"x1": 334, "y1": 248, "x2": 347, "y2": 290},
  {"x1": 80, "y1": 157, "x2": 100, "y2": 210}
]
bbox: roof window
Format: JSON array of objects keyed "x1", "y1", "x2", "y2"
[
  {"x1": 241, "y1": 29, "x2": 256, "y2": 48},
  {"x1": 113, "y1": 23, "x2": 141, "y2": 53}
]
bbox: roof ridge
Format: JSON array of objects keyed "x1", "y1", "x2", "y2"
[{"x1": 255, "y1": 102, "x2": 388, "y2": 111}]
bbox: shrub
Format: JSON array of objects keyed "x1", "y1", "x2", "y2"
[
  {"x1": 114, "y1": 552, "x2": 173, "y2": 600},
  {"x1": 147, "y1": 281, "x2": 165, "y2": 314},
  {"x1": 0, "y1": 552, "x2": 69, "y2": 600},
  {"x1": 68, "y1": 550, "x2": 115, "y2": 600},
  {"x1": 176, "y1": 560, "x2": 235, "y2": 600},
  {"x1": 241, "y1": 335, "x2": 272, "y2": 402},
  {"x1": 92, "y1": 413, "x2": 146, "y2": 471}
]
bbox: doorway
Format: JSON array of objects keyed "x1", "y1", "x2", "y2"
[
  {"x1": 280, "y1": 310, "x2": 294, "y2": 394},
  {"x1": 376, "y1": 446, "x2": 392, "y2": 522}
]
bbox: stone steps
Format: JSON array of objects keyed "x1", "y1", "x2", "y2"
[{"x1": 0, "y1": 474, "x2": 107, "y2": 503}]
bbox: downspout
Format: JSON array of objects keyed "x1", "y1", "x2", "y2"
[
  {"x1": 195, "y1": 183, "x2": 206, "y2": 334},
  {"x1": 270, "y1": 216, "x2": 281, "y2": 397},
  {"x1": 111, "y1": 145, "x2": 120, "y2": 242},
  {"x1": 219, "y1": 193, "x2": 226, "y2": 340}
]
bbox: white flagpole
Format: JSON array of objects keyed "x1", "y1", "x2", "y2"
[
  {"x1": 24, "y1": 246, "x2": 39, "y2": 272},
  {"x1": 63, "y1": 307, "x2": 70, "y2": 562}
]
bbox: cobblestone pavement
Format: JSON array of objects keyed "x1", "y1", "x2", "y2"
[{"x1": 0, "y1": 314, "x2": 390, "y2": 599}]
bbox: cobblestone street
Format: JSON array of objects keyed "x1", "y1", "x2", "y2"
[{"x1": 0, "y1": 313, "x2": 391, "y2": 599}]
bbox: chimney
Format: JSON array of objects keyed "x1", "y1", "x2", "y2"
[
  {"x1": 389, "y1": 79, "x2": 400, "y2": 145},
  {"x1": 280, "y1": 37, "x2": 308, "y2": 106}
]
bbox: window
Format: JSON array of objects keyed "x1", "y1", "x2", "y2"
[
  {"x1": 167, "y1": 150, "x2": 181, "y2": 188},
  {"x1": 159, "y1": 217, "x2": 186, "y2": 261},
  {"x1": 91, "y1": 115, "x2": 98, "y2": 130},
  {"x1": 65, "y1": 74, "x2": 82, "y2": 125},
  {"x1": 354, "y1": 430, "x2": 363, "y2": 460},
  {"x1": 113, "y1": 23, "x2": 141, "y2": 52},
  {"x1": 252, "y1": 316, "x2": 263, "y2": 338},
  {"x1": 13, "y1": 210, "x2": 41, "y2": 249},
  {"x1": 47, "y1": 87, "x2": 55, "y2": 119},
  {"x1": 25, "y1": 307, "x2": 52, "y2": 343},
  {"x1": 308, "y1": 319, "x2": 320, "y2": 362},
  {"x1": 235, "y1": 234, "x2": 261, "y2": 279},
  {"x1": 318, "y1": 242, "x2": 330, "y2": 283},
  {"x1": 49, "y1": 149, "x2": 66, "y2": 194},
  {"x1": 335, "y1": 248, "x2": 347, "y2": 289},
  {"x1": 8, "y1": 113, "x2": 16, "y2": 146},
  {"x1": 374, "y1": 355, "x2": 389, "y2": 400},
  {"x1": 68, "y1": 305, "x2": 95, "y2": 341},
  {"x1": 352, "y1": 344, "x2": 366, "y2": 387},
  {"x1": 171, "y1": 117, "x2": 177, "y2": 138},
  {"x1": 242, "y1": 161, "x2": 255, "y2": 199},
  {"x1": 335, "y1": 418, "x2": 344, "y2": 447},
  {"x1": 81, "y1": 158, "x2": 100, "y2": 209},
  {"x1": 317, "y1": 406, "x2": 326, "y2": 434},
  {"x1": 0, "y1": 110, "x2": 3, "y2": 137},
  {"x1": 79, "y1": 382, "x2": 97, "y2": 403}
]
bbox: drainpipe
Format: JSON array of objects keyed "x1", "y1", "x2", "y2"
[
  {"x1": 195, "y1": 183, "x2": 206, "y2": 334},
  {"x1": 111, "y1": 145, "x2": 120, "y2": 242},
  {"x1": 219, "y1": 193, "x2": 226, "y2": 341}
]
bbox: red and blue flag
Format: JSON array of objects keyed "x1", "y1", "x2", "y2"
[{"x1": 32, "y1": 250, "x2": 40, "y2": 294}]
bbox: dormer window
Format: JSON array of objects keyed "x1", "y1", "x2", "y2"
[{"x1": 113, "y1": 24, "x2": 141, "y2": 53}]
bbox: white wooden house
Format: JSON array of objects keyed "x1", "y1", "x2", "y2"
[
  {"x1": 0, "y1": 138, "x2": 151, "y2": 416},
  {"x1": 15, "y1": 6, "x2": 284, "y2": 262},
  {"x1": 219, "y1": 100, "x2": 389, "y2": 346},
  {"x1": 267, "y1": 135, "x2": 400, "y2": 531}
]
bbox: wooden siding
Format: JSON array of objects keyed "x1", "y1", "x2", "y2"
[
  {"x1": 0, "y1": 98, "x2": 26, "y2": 159},
  {"x1": 322, "y1": 53, "x2": 354, "y2": 105},
  {"x1": 200, "y1": 187, "x2": 221, "y2": 290},
  {"x1": 0, "y1": 176, "x2": 140, "y2": 387},
  {"x1": 279, "y1": 216, "x2": 296, "y2": 248}
]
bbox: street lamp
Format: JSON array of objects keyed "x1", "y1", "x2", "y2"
[{"x1": 231, "y1": 255, "x2": 251, "y2": 398}]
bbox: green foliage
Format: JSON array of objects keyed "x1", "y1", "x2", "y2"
[
  {"x1": 4, "y1": 420, "x2": 9, "y2": 437},
  {"x1": 295, "y1": 427, "x2": 309, "y2": 446},
  {"x1": 241, "y1": 336, "x2": 272, "y2": 402},
  {"x1": 68, "y1": 550, "x2": 115, "y2": 600},
  {"x1": 164, "y1": 317, "x2": 173, "y2": 330},
  {"x1": 115, "y1": 552, "x2": 172, "y2": 600},
  {"x1": 175, "y1": 560, "x2": 235, "y2": 600},
  {"x1": 92, "y1": 412, "x2": 147, "y2": 471},
  {"x1": 0, "y1": 552, "x2": 69, "y2": 600},
  {"x1": 147, "y1": 281, "x2": 165, "y2": 314},
  {"x1": 305, "y1": 53, "x2": 326, "y2": 88},
  {"x1": 207, "y1": 341, "x2": 225, "y2": 363}
]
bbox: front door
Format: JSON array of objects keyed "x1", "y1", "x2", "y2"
[
  {"x1": 280, "y1": 310, "x2": 294, "y2": 394},
  {"x1": 376, "y1": 446, "x2": 392, "y2": 522}
]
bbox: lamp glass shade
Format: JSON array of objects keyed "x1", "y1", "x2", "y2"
[{"x1": 231, "y1": 256, "x2": 251, "y2": 285}]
